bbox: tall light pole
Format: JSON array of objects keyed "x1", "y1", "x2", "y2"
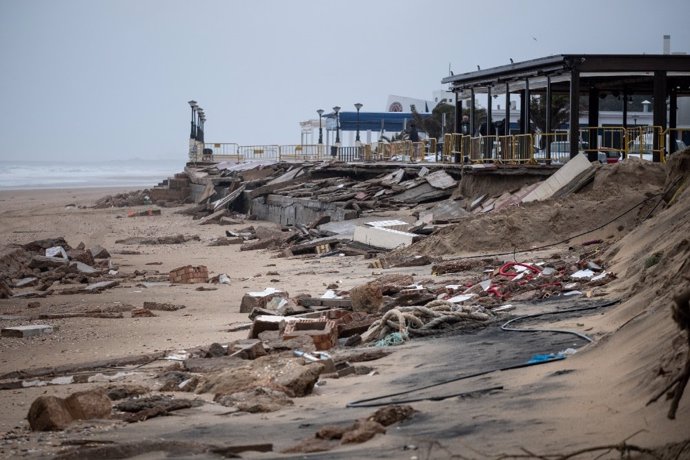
[
  {"x1": 197, "y1": 109, "x2": 205, "y2": 144},
  {"x1": 333, "y1": 106, "x2": 341, "y2": 144},
  {"x1": 354, "y1": 103, "x2": 363, "y2": 143},
  {"x1": 317, "y1": 109, "x2": 324, "y2": 144},
  {"x1": 188, "y1": 100, "x2": 197, "y2": 140}
]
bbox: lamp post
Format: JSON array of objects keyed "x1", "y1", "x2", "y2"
[
  {"x1": 317, "y1": 109, "x2": 324, "y2": 144},
  {"x1": 188, "y1": 100, "x2": 197, "y2": 140},
  {"x1": 333, "y1": 106, "x2": 341, "y2": 144},
  {"x1": 354, "y1": 103, "x2": 363, "y2": 143},
  {"x1": 197, "y1": 109, "x2": 205, "y2": 144}
]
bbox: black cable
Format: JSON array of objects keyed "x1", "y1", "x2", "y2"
[
  {"x1": 346, "y1": 300, "x2": 618, "y2": 408},
  {"x1": 346, "y1": 356, "x2": 564, "y2": 408},
  {"x1": 499, "y1": 299, "x2": 620, "y2": 342}
]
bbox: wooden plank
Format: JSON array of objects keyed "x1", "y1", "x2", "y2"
[
  {"x1": 248, "y1": 178, "x2": 307, "y2": 199},
  {"x1": 211, "y1": 184, "x2": 246, "y2": 211},
  {"x1": 289, "y1": 236, "x2": 344, "y2": 254},
  {"x1": 196, "y1": 207, "x2": 227, "y2": 225}
]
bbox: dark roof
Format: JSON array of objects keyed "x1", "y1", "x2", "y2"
[
  {"x1": 323, "y1": 111, "x2": 431, "y2": 132},
  {"x1": 442, "y1": 54, "x2": 690, "y2": 95}
]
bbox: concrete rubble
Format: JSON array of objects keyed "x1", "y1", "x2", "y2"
[{"x1": 3, "y1": 151, "x2": 689, "y2": 458}]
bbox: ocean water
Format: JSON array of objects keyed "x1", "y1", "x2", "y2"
[{"x1": 0, "y1": 159, "x2": 184, "y2": 190}]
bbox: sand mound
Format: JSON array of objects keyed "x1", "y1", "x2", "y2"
[
  {"x1": 575, "y1": 150, "x2": 690, "y2": 420},
  {"x1": 395, "y1": 159, "x2": 667, "y2": 258}
]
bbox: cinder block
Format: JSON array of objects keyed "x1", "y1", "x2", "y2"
[
  {"x1": 282, "y1": 319, "x2": 338, "y2": 351},
  {"x1": 2, "y1": 325, "x2": 54, "y2": 338}
]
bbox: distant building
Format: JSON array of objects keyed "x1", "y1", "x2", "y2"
[{"x1": 386, "y1": 90, "x2": 454, "y2": 113}]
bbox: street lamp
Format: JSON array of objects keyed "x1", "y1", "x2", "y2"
[
  {"x1": 188, "y1": 100, "x2": 197, "y2": 140},
  {"x1": 354, "y1": 103, "x2": 363, "y2": 143},
  {"x1": 333, "y1": 106, "x2": 341, "y2": 144},
  {"x1": 317, "y1": 109, "x2": 324, "y2": 144},
  {"x1": 197, "y1": 109, "x2": 205, "y2": 144}
]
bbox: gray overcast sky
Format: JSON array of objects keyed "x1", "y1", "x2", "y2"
[{"x1": 1, "y1": 0, "x2": 689, "y2": 162}]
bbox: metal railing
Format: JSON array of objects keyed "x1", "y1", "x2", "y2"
[
  {"x1": 197, "y1": 128, "x2": 686, "y2": 166},
  {"x1": 280, "y1": 144, "x2": 329, "y2": 161},
  {"x1": 626, "y1": 125, "x2": 665, "y2": 162}
]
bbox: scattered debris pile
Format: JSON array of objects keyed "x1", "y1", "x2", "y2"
[
  {"x1": 0, "y1": 238, "x2": 119, "y2": 300},
  {"x1": 234, "y1": 239, "x2": 618, "y2": 352},
  {"x1": 390, "y1": 158, "x2": 668, "y2": 259},
  {"x1": 182, "y1": 161, "x2": 464, "y2": 226}
]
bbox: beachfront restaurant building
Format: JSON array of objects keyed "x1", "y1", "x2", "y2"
[{"x1": 441, "y1": 54, "x2": 690, "y2": 162}]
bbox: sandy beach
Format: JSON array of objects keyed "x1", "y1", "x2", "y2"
[{"x1": 0, "y1": 168, "x2": 689, "y2": 459}]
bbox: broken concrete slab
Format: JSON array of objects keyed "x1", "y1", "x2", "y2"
[
  {"x1": 424, "y1": 200, "x2": 469, "y2": 223},
  {"x1": 29, "y1": 255, "x2": 69, "y2": 270},
  {"x1": 424, "y1": 170, "x2": 457, "y2": 189},
  {"x1": 469, "y1": 194, "x2": 487, "y2": 211},
  {"x1": 365, "y1": 220, "x2": 411, "y2": 232},
  {"x1": 14, "y1": 277, "x2": 38, "y2": 288},
  {"x1": 89, "y1": 245, "x2": 111, "y2": 259},
  {"x1": 392, "y1": 182, "x2": 453, "y2": 203},
  {"x1": 240, "y1": 288, "x2": 289, "y2": 314},
  {"x1": 522, "y1": 153, "x2": 593, "y2": 203},
  {"x1": 353, "y1": 226, "x2": 417, "y2": 250},
  {"x1": 71, "y1": 261, "x2": 99, "y2": 274},
  {"x1": 196, "y1": 207, "x2": 227, "y2": 225},
  {"x1": 228, "y1": 339, "x2": 267, "y2": 359},
  {"x1": 379, "y1": 168, "x2": 405, "y2": 186},
  {"x1": 83, "y1": 280, "x2": 120, "y2": 293},
  {"x1": 1, "y1": 325, "x2": 54, "y2": 338}
]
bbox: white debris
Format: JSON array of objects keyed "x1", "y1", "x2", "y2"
[
  {"x1": 591, "y1": 271, "x2": 608, "y2": 281},
  {"x1": 571, "y1": 269, "x2": 595, "y2": 279},
  {"x1": 46, "y1": 246, "x2": 68, "y2": 259},
  {"x1": 321, "y1": 289, "x2": 342, "y2": 299},
  {"x1": 248, "y1": 287, "x2": 281, "y2": 297},
  {"x1": 448, "y1": 293, "x2": 476, "y2": 304}
]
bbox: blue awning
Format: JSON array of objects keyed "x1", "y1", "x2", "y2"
[{"x1": 323, "y1": 111, "x2": 431, "y2": 132}]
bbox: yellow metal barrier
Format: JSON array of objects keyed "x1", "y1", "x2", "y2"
[
  {"x1": 578, "y1": 127, "x2": 627, "y2": 163},
  {"x1": 499, "y1": 134, "x2": 533, "y2": 163},
  {"x1": 627, "y1": 125, "x2": 664, "y2": 162},
  {"x1": 205, "y1": 126, "x2": 680, "y2": 166},
  {"x1": 466, "y1": 135, "x2": 500, "y2": 163},
  {"x1": 442, "y1": 133, "x2": 453, "y2": 162},
  {"x1": 279, "y1": 144, "x2": 328, "y2": 161},
  {"x1": 236, "y1": 145, "x2": 280, "y2": 162},
  {"x1": 533, "y1": 131, "x2": 571, "y2": 164}
]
